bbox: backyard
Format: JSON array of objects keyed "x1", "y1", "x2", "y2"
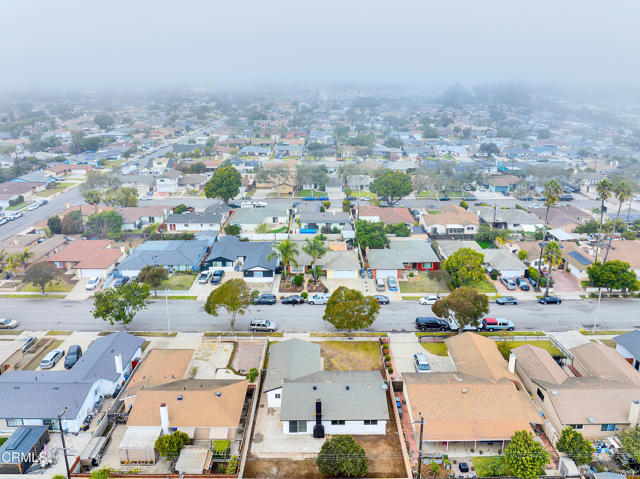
[
  {"x1": 158, "y1": 273, "x2": 196, "y2": 291},
  {"x1": 495, "y1": 340, "x2": 563, "y2": 360},
  {"x1": 316, "y1": 341, "x2": 381, "y2": 371}
]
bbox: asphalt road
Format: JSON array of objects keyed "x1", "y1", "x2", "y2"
[
  {"x1": 2, "y1": 297, "x2": 638, "y2": 333},
  {"x1": 0, "y1": 187, "x2": 83, "y2": 241}
]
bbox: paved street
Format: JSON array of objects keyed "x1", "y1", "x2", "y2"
[{"x1": 1, "y1": 297, "x2": 638, "y2": 333}]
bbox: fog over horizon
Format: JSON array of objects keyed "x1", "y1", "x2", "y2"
[{"x1": 1, "y1": 0, "x2": 639, "y2": 96}]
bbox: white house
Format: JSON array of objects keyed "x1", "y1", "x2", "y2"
[{"x1": 156, "y1": 170, "x2": 181, "y2": 194}]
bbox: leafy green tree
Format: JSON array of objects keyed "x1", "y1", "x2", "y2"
[
  {"x1": 480, "y1": 143, "x2": 500, "y2": 156},
  {"x1": 204, "y1": 278, "x2": 257, "y2": 331},
  {"x1": 173, "y1": 203, "x2": 188, "y2": 214},
  {"x1": 204, "y1": 166, "x2": 242, "y2": 203},
  {"x1": 355, "y1": 220, "x2": 388, "y2": 249},
  {"x1": 137, "y1": 265, "x2": 169, "y2": 296},
  {"x1": 517, "y1": 249, "x2": 528, "y2": 261},
  {"x1": 103, "y1": 187, "x2": 138, "y2": 207},
  {"x1": 431, "y1": 286, "x2": 489, "y2": 332},
  {"x1": 83, "y1": 190, "x2": 102, "y2": 208},
  {"x1": 295, "y1": 164, "x2": 329, "y2": 194},
  {"x1": 603, "y1": 180, "x2": 633, "y2": 263},
  {"x1": 555, "y1": 427, "x2": 595, "y2": 465},
  {"x1": 619, "y1": 425, "x2": 640, "y2": 463},
  {"x1": 224, "y1": 224, "x2": 241, "y2": 236},
  {"x1": 475, "y1": 223, "x2": 510, "y2": 242},
  {"x1": 383, "y1": 137, "x2": 402, "y2": 149},
  {"x1": 369, "y1": 171, "x2": 412, "y2": 206},
  {"x1": 503, "y1": 430, "x2": 549, "y2": 479},
  {"x1": 24, "y1": 262, "x2": 59, "y2": 295},
  {"x1": 47, "y1": 215, "x2": 62, "y2": 234},
  {"x1": 574, "y1": 220, "x2": 600, "y2": 235},
  {"x1": 623, "y1": 230, "x2": 637, "y2": 240},
  {"x1": 535, "y1": 179, "x2": 562, "y2": 290},
  {"x1": 86, "y1": 210, "x2": 123, "y2": 237},
  {"x1": 267, "y1": 240, "x2": 299, "y2": 279},
  {"x1": 94, "y1": 114, "x2": 114, "y2": 130},
  {"x1": 92, "y1": 282, "x2": 150, "y2": 330},
  {"x1": 586, "y1": 260, "x2": 640, "y2": 292},
  {"x1": 422, "y1": 126, "x2": 439, "y2": 138},
  {"x1": 302, "y1": 236, "x2": 328, "y2": 283},
  {"x1": 323, "y1": 287, "x2": 380, "y2": 334},
  {"x1": 155, "y1": 431, "x2": 190, "y2": 458},
  {"x1": 383, "y1": 223, "x2": 411, "y2": 237},
  {"x1": 443, "y1": 248, "x2": 485, "y2": 288},
  {"x1": 541, "y1": 241, "x2": 562, "y2": 298},
  {"x1": 316, "y1": 435, "x2": 367, "y2": 478}
]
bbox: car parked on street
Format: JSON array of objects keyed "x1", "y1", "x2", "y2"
[
  {"x1": 308, "y1": 293, "x2": 330, "y2": 305},
  {"x1": 373, "y1": 295, "x2": 389, "y2": 304},
  {"x1": 415, "y1": 317, "x2": 449, "y2": 331},
  {"x1": 112, "y1": 277, "x2": 129, "y2": 288},
  {"x1": 419, "y1": 295, "x2": 441, "y2": 305},
  {"x1": 0, "y1": 318, "x2": 18, "y2": 329},
  {"x1": 64, "y1": 345, "x2": 83, "y2": 369},
  {"x1": 375, "y1": 278, "x2": 386, "y2": 291},
  {"x1": 500, "y1": 277, "x2": 517, "y2": 290},
  {"x1": 40, "y1": 349, "x2": 65, "y2": 369},
  {"x1": 515, "y1": 278, "x2": 530, "y2": 291},
  {"x1": 496, "y1": 296, "x2": 519, "y2": 305},
  {"x1": 528, "y1": 277, "x2": 537, "y2": 289},
  {"x1": 481, "y1": 317, "x2": 515, "y2": 331},
  {"x1": 253, "y1": 293, "x2": 277, "y2": 305},
  {"x1": 538, "y1": 296, "x2": 562, "y2": 304},
  {"x1": 281, "y1": 295, "x2": 305, "y2": 304},
  {"x1": 249, "y1": 319, "x2": 277, "y2": 332}
]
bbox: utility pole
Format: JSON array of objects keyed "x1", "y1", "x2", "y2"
[
  {"x1": 58, "y1": 408, "x2": 71, "y2": 479},
  {"x1": 416, "y1": 414, "x2": 424, "y2": 479}
]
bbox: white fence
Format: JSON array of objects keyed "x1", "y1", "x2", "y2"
[{"x1": 240, "y1": 232, "x2": 289, "y2": 241}]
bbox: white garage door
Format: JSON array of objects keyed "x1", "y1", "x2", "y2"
[
  {"x1": 332, "y1": 269, "x2": 357, "y2": 279},
  {"x1": 500, "y1": 269, "x2": 524, "y2": 278},
  {"x1": 376, "y1": 269, "x2": 397, "y2": 279}
]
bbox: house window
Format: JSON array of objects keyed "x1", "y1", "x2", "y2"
[
  {"x1": 601, "y1": 424, "x2": 616, "y2": 432},
  {"x1": 466, "y1": 226, "x2": 474, "y2": 231},
  {"x1": 253, "y1": 271, "x2": 263, "y2": 278},
  {"x1": 569, "y1": 424, "x2": 584, "y2": 430},
  {"x1": 536, "y1": 388, "x2": 545, "y2": 401},
  {"x1": 7, "y1": 418, "x2": 23, "y2": 427},
  {"x1": 275, "y1": 393, "x2": 281, "y2": 399},
  {"x1": 331, "y1": 420, "x2": 345, "y2": 425},
  {"x1": 364, "y1": 420, "x2": 378, "y2": 425},
  {"x1": 288, "y1": 420, "x2": 307, "y2": 433}
]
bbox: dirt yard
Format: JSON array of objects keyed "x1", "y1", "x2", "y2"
[
  {"x1": 316, "y1": 341, "x2": 382, "y2": 371},
  {"x1": 231, "y1": 341, "x2": 265, "y2": 373}
]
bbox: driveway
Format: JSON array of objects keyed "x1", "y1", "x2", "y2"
[
  {"x1": 550, "y1": 270, "x2": 581, "y2": 293},
  {"x1": 45, "y1": 332, "x2": 98, "y2": 371},
  {"x1": 389, "y1": 332, "x2": 455, "y2": 373},
  {"x1": 252, "y1": 189, "x2": 270, "y2": 199}
]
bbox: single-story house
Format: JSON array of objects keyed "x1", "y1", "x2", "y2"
[
  {"x1": 0, "y1": 332, "x2": 143, "y2": 433},
  {"x1": 435, "y1": 240, "x2": 483, "y2": 260},
  {"x1": 482, "y1": 249, "x2": 527, "y2": 278},
  {"x1": 46, "y1": 239, "x2": 124, "y2": 278},
  {"x1": 559, "y1": 241, "x2": 594, "y2": 281},
  {"x1": 228, "y1": 205, "x2": 290, "y2": 234},
  {"x1": 472, "y1": 206, "x2": 543, "y2": 232},
  {"x1": 487, "y1": 174, "x2": 521, "y2": 193},
  {"x1": 614, "y1": 331, "x2": 640, "y2": 371},
  {"x1": 512, "y1": 342, "x2": 640, "y2": 441},
  {"x1": 298, "y1": 211, "x2": 351, "y2": 233},
  {"x1": 289, "y1": 241, "x2": 360, "y2": 279},
  {"x1": 367, "y1": 238, "x2": 440, "y2": 279},
  {"x1": 529, "y1": 205, "x2": 591, "y2": 233},
  {"x1": 422, "y1": 205, "x2": 479, "y2": 238},
  {"x1": 166, "y1": 210, "x2": 228, "y2": 233},
  {"x1": 600, "y1": 240, "x2": 640, "y2": 279},
  {"x1": 203, "y1": 235, "x2": 278, "y2": 282},
  {"x1": 118, "y1": 206, "x2": 169, "y2": 230},
  {"x1": 156, "y1": 170, "x2": 181, "y2": 194},
  {"x1": 0, "y1": 181, "x2": 45, "y2": 207},
  {"x1": 118, "y1": 240, "x2": 210, "y2": 277},
  {"x1": 357, "y1": 205, "x2": 414, "y2": 226},
  {"x1": 326, "y1": 177, "x2": 343, "y2": 194},
  {"x1": 118, "y1": 174, "x2": 156, "y2": 197}
]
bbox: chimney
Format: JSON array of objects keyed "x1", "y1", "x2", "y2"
[
  {"x1": 313, "y1": 399, "x2": 325, "y2": 438},
  {"x1": 160, "y1": 403, "x2": 169, "y2": 435},
  {"x1": 114, "y1": 354, "x2": 123, "y2": 374},
  {"x1": 508, "y1": 353, "x2": 516, "y2": 374},
  {"x1": 629, "y1": 400, "x2": 640, "y2": 426}
]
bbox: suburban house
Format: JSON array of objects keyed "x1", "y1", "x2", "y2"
[
  {"x1": 166, "y1": 209, "x2": 228, "y2": 233},
  {"x1": 482, "y1": 249, "x2": 527, "y2": 278},
  {"x1": 118, "y1": 206, "x2": 169, "y2": 230},
  {"x1": 228, "y1": 205, "x2": 290, "y2": 234},
  {"x1": 46, "y1": 239, "x2": 124, "y2": 278},
  {"x1": 421, "y1": 205, "x2": 479, "y2": 239},
  {"x1": 118, "y1": 174, "x2": 156, "y2": 198},
  {"x1": 472, "y1": 206, "x2": 543, "y2": 232},
  {"x1": 118, "y1": 239, "x2": 210, "y2": 277},
  {"x1": 0, "y1": 332, "x2": 143, "y2": 433},
  {"x1": 435, "y1": 240, "x2": 483, "y2": 260},
  {"x1": 614, "y1": 331, "x2": 640, "y2": 370},
  {"x1": 357, "y1": 205, "x2": 414, "y2": 226},
  {"x1": 529, "y1": 205, "x2": 591, "y2": 232},
  {"x1": 403, "y1": 333, "x2": 540, "y2": 453},
  {"x1": 156, "y1": 170, "x2": 181, "y2": 194},
  {"x1": 204, "y1": 235, "x2": 278, "y2": 282},
  {"x1": 0, "y1": 181, "x2": 45, "y2": 207},
  {"x1": 367, "y1": 238, "x2": 440, "y2": 279},
  {"x1": 512, "y1": 342, "x2": 640, "y2": 441},
  {"x1": 263, "y1": 339, "x2": 388, "y2": 436},
  {"x1": 178, "y1": 174, "x2": 207, "y2": 192},
  {"x1": 598, "y1": 240, "x2": 640, "y2": 279},
  {"x1": 486, "y1": 174, "x2": 521, "y2": 193},
  {"x1": 0, "y1": 234, "x2": 66, "y2": 263},
  {"x1": 289, "y1": 240, "x2": 360, "y2": 279},
  {"x1": 297, "y1": 211, "x2": 351, "y2": 233},
  {"x1": 326, "y1": 177, "x2": 343, "y2": 194},
  {"x1": 558, "y1": 241, "x2": 594, "y2": 281}
]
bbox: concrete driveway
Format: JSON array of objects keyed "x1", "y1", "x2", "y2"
[
  {"x1": 389, "y1": 333, "x2": 455, "y2": 373},
  {"x1": 43, "y1": 331, "x2": 98, "y2": 371}
]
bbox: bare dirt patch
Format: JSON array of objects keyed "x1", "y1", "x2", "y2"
[
  {"x1": 231, "y1": 341, "x2": 265, "y2": 373},
  {"x1": 317, "y1": 341, "x2": 382, "y2": 372}
]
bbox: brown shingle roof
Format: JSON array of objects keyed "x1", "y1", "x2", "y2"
[
  {"x1": 357, "y1": 206, "x2": 414, "y2": 225},
  {"x1": 571, "y1": 342, "x2": 640, "y2": 385},
  {"x1": 124, "y1": 349, "x2": 194, "y2": 398},
  {"x1": 422, "y1": 205, "x2": 478, "y2": 226},
  {"x1": 447, "y1": 332, "x2": 516, "y2": 382}
]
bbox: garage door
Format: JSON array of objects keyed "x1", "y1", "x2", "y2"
[
  {"x1": 376, "y1": 270, "x2": 397, "y2": 279},
  {"x1": 332, "y1": 270, "x2": 357, "y2": 279},
  {"x1": 194, "y1": 428, "x2": 210, "y2": 440},
  {"x1": 500, "y1": 269, "x2": 524, "y2": 278}
]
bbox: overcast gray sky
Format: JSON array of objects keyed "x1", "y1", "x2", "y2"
[{"x1": 1, "y1": 0, "x2": 639, "y2": 92}]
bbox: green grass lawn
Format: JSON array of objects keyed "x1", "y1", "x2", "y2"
[
  {"x1": 581, "y1": 330, "x2": 629, "y2": 336},
  {"x1": 594, "y1": 339, "x2": 617, "y2": 348},
  {"x1": 158, "y1": 273, "x2": 196, "y2": 291},
  {"x1": 421, "y1": 342, "x2": 448, "y2": 356},
  {"x1": 19, "y1": 280, "x2": 74, "y2": 293},
  {"x1": 269, "y1": 226, "x2": 288, "y2": 233},
  {"x1": 24, "y1": 339, "x2": 64, "y2": 370},
  {"x1": 399, "y1": 272, "x2": 450, "y2": 293},
  {"x1": 296, "y1": 189, "x2": 325, "y2": 197},
  {"x1": 36, "y1": 189, "x2": 61, "y2": 197},
  {"x1": 476, "y1": 240, "x2": 497, "y2": 249},
  {"x1": 496, "y1": 340, "x2": 563, "y2": 360},
  {"x1": 46, "y1": 330, "x2": 73, "y2": 336},
  {"x1": 416, "y1": 191, "x2": 438, "y2": 198},
  {"x1": 6, "y1": 201, "x2": 33, "y2": 211},
  {"x1": 350, "y1": 190, "x2": 377, "y2": 199},
  {"x1": 467, "y1": 278, "x2": 497, "y2": 293},
  {"x1": 471, "y1": 456, "x2": 510, "y2": 477}
]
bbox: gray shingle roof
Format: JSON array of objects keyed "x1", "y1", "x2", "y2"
[
  {"x1": 166, "y1": 212, "x2": 221, "y2": 225},
  {"x1": 299, "y1": 211, "x2": 351, "y2": 224},
  {"x1": 368, "y1": 239, "x2": 439, "y2": 270},
  {"x1": 281, "y1": 371, "x2": 389, "y2": 421},
  {"x1": 263, "y1": 339, "x2": 321, "y2": 392},
  {"x1": 614, "y1": 331, "x2": 640, "y2": 360},
  {"x1": 229, "y1": 205, "x2": 289, "y2": 225},
  {"x1": 119, "y1": 240, "x2": 209, "y2": 271},
  {"x1": 206, "y1": 235, "x2": 277, "y2": 271},
  {"x1": 482, "y1": 249, "x2": 526, "y2": 271}
]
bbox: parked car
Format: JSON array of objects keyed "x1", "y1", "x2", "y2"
[
  {"x1": 0, "y1": 218, "x2": 8, "y2": 226},
  {"x1": 538, "y1": 296, "x2": 562, "y2": 304},
  {"x1": 500, "y1": 277, "x2": 517, "y2": 290},
  {"x1": 253, "y1": 201, "x2": 267, "y2": 208},
  {"x1": 373, "y1": 295, "x2": 389, "y2": 305},
  {"x1": 413, "y1": 352, "x2": 431, "y2": 372},
  {"x1": 113, "y1": 277, "x2": 129, "y2": 288},
  {"x1": 40, "y1": 349, "x2": 65, "y2": 369},
  {"x1": 528, "y1": 203, "x2": 540, "y2": 209},
  {"x1": 362, "y1": 196, "x2": 371, "y2": 201},
  {"x1": 528, "y1": 277, "x2": 537, "y2": 289},
  {"x1": 64, "y1": 345, "x2": 83, "y2": 369},
  {"x1": 518, "y1": 195, "x2": 533, "y2": 201},
  {"x1": 515, "y1": 278, "x2": 530, "y2": 291},
  {"x1": 359, "y1": 269, "x2": 365, "y2": 279},
  {"x1": 228, "y1": 202, "x2": 241, "y2": 208},
  {"x1": 438, "y1": 195, "x2": 451, "y2": 201},
  {"x1": 496, "y1": 296, "x2": 519, "y2": 305},
  {"x1": 459, "y1": 462, "x2": 470, "y2": 473},
  {"x1": 21, "y1": 336, "x2": 36, "y2": 353},
  {"x1": 419, "y1": 295, "x2": 441, "y2": 305},
  {"x1": 0, "y1": 318, "x2": 18, "y2": 329},
  {"x1": 210, "y1": 270, "x2": 225, "y2": 284},
  {"x1": 387, "y1": 277, "x2": 398, "y2": 292},
  {"x1": 85, "y1": 276, "x2": 101, "y2": 290},
  {"x1": 463, "y1": 195, "x2": 477, "y2": 201},
  {"x1": 281, "y1": 295, "x2": 305, "y2": 304},
  {"x1": 27, "y1": 203, "x2": 39, "y2": 211},
  {"x1": 249, "y1": 319, "x2": 277, "y2": 332},
  {"x1": 375, "y1": 278, "x2": 386, "y2": 291},
  {"x1": 253, "y1": 293, "x2": 277, "y2": 305},
  {"x1": 559, "y1": 194, "x2": 573, "y2": 201},
  {"x1": 415, "y1": 317, "x2": 448, "y2": 331},
  {"x1": 367, "y1": 269, "x2": 373, "y2": 279},
  {"x1": 12, "y1": 212, "x2": 23, "y2": 219},
  {"x1": 481, "y1": 317, "x2": 515, "y2": 331},
  {"x1": 308, "y1": 293, "x2": 330, "y2": 305},
  {"x1": 198, "y1": 271, "x2": 211, "y2": 284}
]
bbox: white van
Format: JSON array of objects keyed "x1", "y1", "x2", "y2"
[{"x1": 308, "y1": 293, "x2": 330, "y2": 305}]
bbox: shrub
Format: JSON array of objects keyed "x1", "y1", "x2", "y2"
[
  {"x1": 247, "y1": 368, "x2": 259, "y2": 382},
  {"x1": 489, "y1": 269, "x2": 499, "y2": 280},
  {"x1": 155, "y1": 431, "x2": 189, "y2": 458},
  {"x1": 225, "y1": 456, "x2": 239, "y2": 475},
  {"x1": 384, "y1": 354, "x2": 391, "y2": 361},
  {"x1": 408, "y1": 271, "x2": 414, "y2": 278},
  {"x1": 8, "y1": 195, "x2": 24, "y2": 207},
  {"x1": 316, "y1": 435, "x2": 367, "y2": 478},
  {"x1": 293, "y1": 274, "x2": 304, "y2": 287},
  {"x1": 387, "y1": 367, "x2": 393, "y2": 374},
  {"x1": 301, "y1": 291, "x2": 308, "y2": 299}
]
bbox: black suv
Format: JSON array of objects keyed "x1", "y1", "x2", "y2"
[
  {"x1": 415, "y1": 317, "x2": 449, "y2": 331},
  {"x1": 64, "y1": 345, "x2": 83, "y2": 369},
  {"x1": 253, "y1": 294, "x2": 277, "y2": 305}
]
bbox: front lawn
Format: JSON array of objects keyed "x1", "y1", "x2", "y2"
[
  {"x1": 581, "y1": 330, "x2": 629, "y2": 336},
  {"x1": 399, "y1": 272, "x2": 450, "y2": 293},
  {"x1": 158, "y1": 273, "x2": 196, "y2": 291},
  {"x1": 350, "y1": 190, "x2": 377, "y2": 199},
  {"x1": 317, "y1": 341, "x2": 381, "y2": 371},
  {"x1": 421, "y1": 342, "x2": 448, "y2": 356},
  {"x1": 19, "y1": 279, "x2": 74, "y2": 293},
  {"x1": 296, "y1": 189, "x2": 325, "y2": 197},
  {"x1": 6, "y1": 201, "x2": 33, "y2": 211},
  {"x1": 467, "y1": 278, "x2": 497, "y2": 293},
  {"x1": 495, "y1": 340, "x2": 563, "y2": 360}
]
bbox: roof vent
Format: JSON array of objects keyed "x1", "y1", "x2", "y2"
[
  {"x1": 462, "y1": 388, "x2": 468, "y2": 394},
  {"x1": 381, "y1": 383, "x2": 388, "y2": 390},
  {"x1": 588, "y1": 417, "x2": 595, "y2": 423},
  {"x1": 215, "y1": 392, "x2": 222, "y2": 397},
  {"x1": 312, "y1": 384, "x2": 317, "y2": 390},
  {"x1": 345, "y1": 385, "x2": 350, "y2": 390},
  {"x1": 458, "y1": 378, "x2": 463, "y2": 382},
  {"x1": 177, "y1": 394, "x2": 183, "y2": 400},
  {"x1": 551, "y1": 390, "x2": 558, "y2": 396}
]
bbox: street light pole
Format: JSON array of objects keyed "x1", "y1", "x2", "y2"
[
  {"x1": 416, "y1": 413, "x2": 424, "y2": 479},
  {"x1": 592, "y1": 287, "x2": 603, "y2": 333},
  {"x1": 57, "y1": 408, "x2": 71, "y2": 479}
]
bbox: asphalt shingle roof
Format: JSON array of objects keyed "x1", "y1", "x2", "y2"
[{"x1": 119, "y1": 240, "x2": 209, "y2": 271}]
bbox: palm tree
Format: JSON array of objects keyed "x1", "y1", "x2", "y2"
[
  {"x1": 594, "y1": 179, "x2": 613, "y2": 262},
  {"x1": 535, "y1": 179, "x2": 562, "y2": 291},
  {"x1": 267, "y1": 239, "x2": 299, "y2": 280},
  {"x1": 603, "y1": 180, "x2": 632, "y2": 263},
  {"x1": 19, "y1": 248, "x2": 34, "y2": 272},
  {"x1": 541, "y1": 241, "x2": 562, "y2": 298},
  {"x1": 302, "y1": 236, "x2": 328, "y2": 283}
]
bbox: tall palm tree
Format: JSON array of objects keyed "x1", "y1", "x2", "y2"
[
  {"x1": 302, "y1": 236, "x2": 328, "y2": 283},
  {"x1": 541, "y1": 241, "x2": 562, "y2": 298},
  {"x1": 267, "y1": 239, "x2": 299, "y2": 280},
  {"x1": 594, "y1": 179, "x2": 613, "y2": 262},
  {"x1": 535, "y1": 179, "x2": 562, "y2": 291},
  {"x1": 19, "y1": 248, "x2": 34, "y2": 272},
  {"x1": 603, "y1": 180, "x2": 632, "y2": 263}
]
